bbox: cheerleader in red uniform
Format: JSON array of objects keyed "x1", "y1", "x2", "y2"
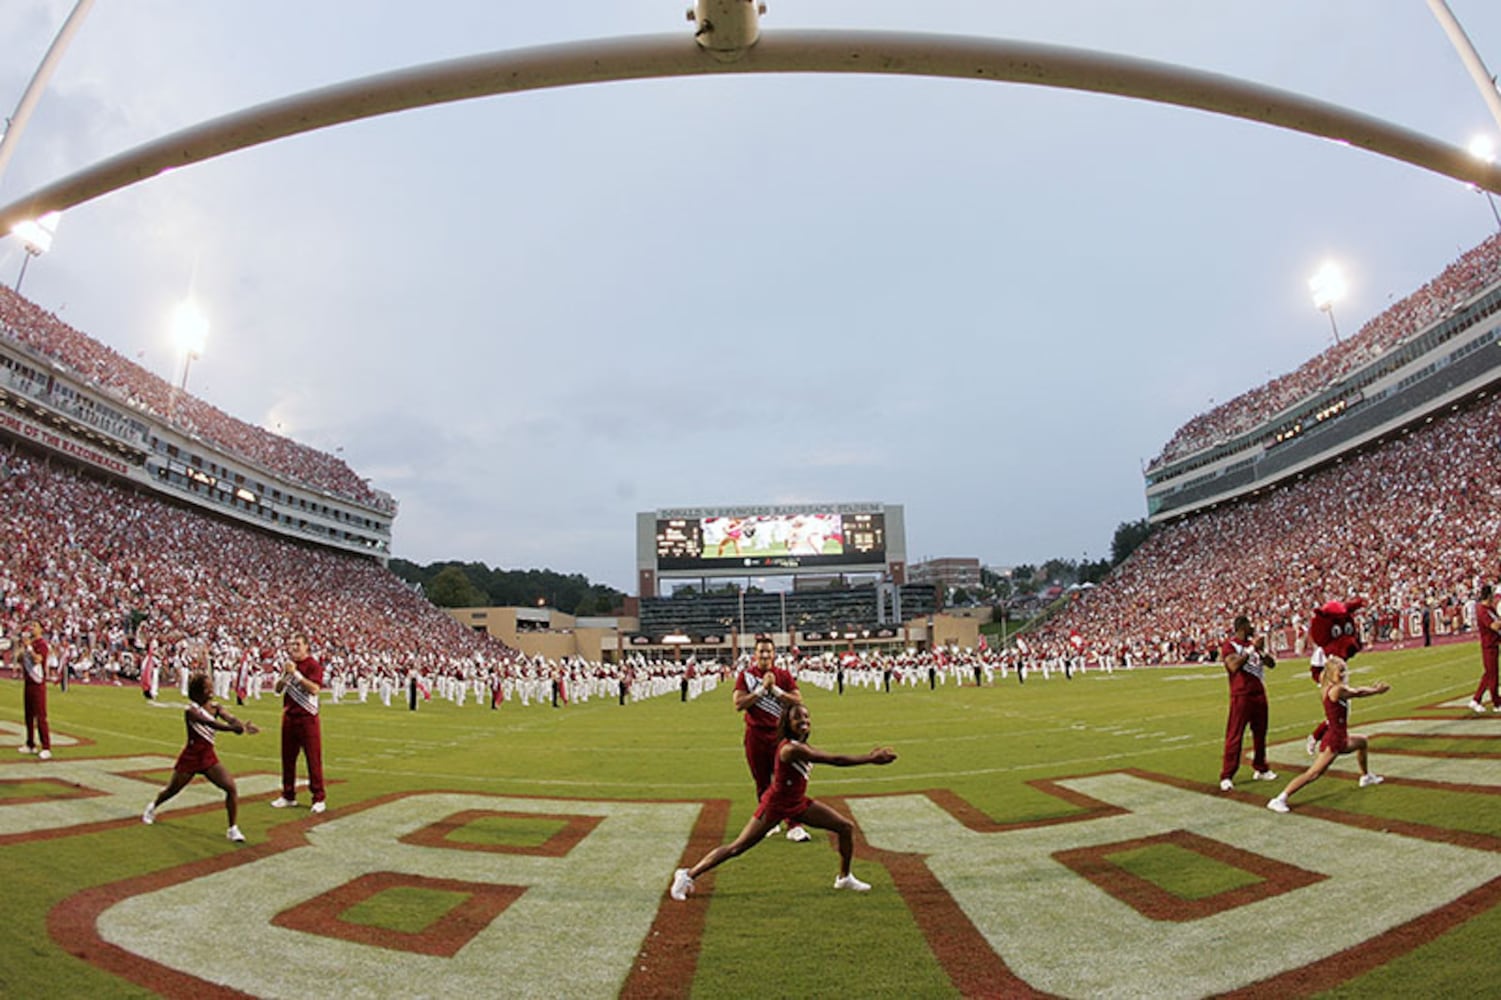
[
  {"x1": 670, "y1": 703, "x2": 896, "y2": 900},
  {"x1": 1303, "y1": 599, "x2": 1364, "y2": 754},
  {"x1": 1268, "y1": 656, "x2": 1388, "y2": 814},
  {"x1": 143, "y1": 672, "x2": 259, "y2": 841}
]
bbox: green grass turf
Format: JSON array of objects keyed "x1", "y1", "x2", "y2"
[
  {"x1": 340, "y1": 885, "x2": 470, "y2": 935},
  {"x1": 1105, "y1": 842, "x2": 1265, "y2": 900},
  {"x1": 0, "y1": 779, "x2": 79, "y2": 801},
  {"x1": 440, "y1": 811, "x2": 570, "y2": 849},
  {"x1": 2, "y1": 642, "x2": 1499, "y2": 998}
]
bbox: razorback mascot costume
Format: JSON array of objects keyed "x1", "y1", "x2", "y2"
[{"x1": 1304, "y1": 598, "x2": 1364, "y2": 751}]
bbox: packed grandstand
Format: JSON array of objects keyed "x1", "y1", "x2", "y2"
[
  {"x1": 1147, "y1": 233, "x2": 1501, "y2": 470},
  {"x1": 3, "y1": 230, "x2": 1501, "y2": 693},
  {"x1": 0, "y1": 287, "x2": 395, "y2": 516}
]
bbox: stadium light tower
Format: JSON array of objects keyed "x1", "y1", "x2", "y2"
[
  {"x1": 1469, "y1": 135, "x2": 1501, "y2": 232},
  {"x1": 10, "y1": 211, "x2": 59, "y2": 292},
  {"x1": 168, "y1": 300, "x2": 208, "y2": 421},
  {"x1": 1309, "y1": 261, "x2": 1347, "y2": 346}
]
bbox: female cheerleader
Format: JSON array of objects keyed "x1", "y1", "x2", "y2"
[
  {"x1": 143, "y1": 671, "x2": 259, "y2": 841},
  {"x1": 671, "y1": 703, "x2": 895, "y2": 899},
  {"x1": 1268, "y1": 657, "x2": 1388, "y2": 813}
]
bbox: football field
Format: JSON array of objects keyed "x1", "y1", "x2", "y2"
[{"x1": 4, "y1": 644, "x2": 1500, "y2": 998}]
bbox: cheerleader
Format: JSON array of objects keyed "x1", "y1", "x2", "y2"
[
  {"x1": 671, "y1": 703, "x2": 895, "y2": 900},
  {"x1": 143, "y1": 672, "x2": 259, "y2": 841}
]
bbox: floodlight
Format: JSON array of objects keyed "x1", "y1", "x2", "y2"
[
  {"x1": 1308, "y1": 261, "x2": 1346, "y2": 312},
  {"x1": 1468, "y1": 134, "x2": 1501, "y2": 231},
  {"x1": 171, "y1": 300, "x2": 209, "y2": 358},
  {"x1": 11, "y1": 211, "x2": 60, "y2": 255},
  {"x1": 1308, "y1": 261, "x2": 1347, "y2": 345},
  {"x1": 167, "y1": 299, "x2": 209, "y2": 421},
  {"x1": 9, "y1": 211, "x2": 60, "y2": 292}
]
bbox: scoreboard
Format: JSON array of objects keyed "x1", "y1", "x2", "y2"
[
  {"x1": 654, "y1": 511, "x2": 885, "y2": 570},
  {"x1": 638, "y1": 503, "x2": 906, "y2": 587},
  {"x1": 841, "y1": 513, "x2": 884, "y2": 556}
]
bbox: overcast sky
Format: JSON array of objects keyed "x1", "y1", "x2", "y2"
[{"x1": 2, "y1": 2, "x2": 1500, "y2": 592}]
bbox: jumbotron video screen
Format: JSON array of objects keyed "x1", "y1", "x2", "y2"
[{"x1": 653, "y1": 508, "x2": 886, "y2": 572}]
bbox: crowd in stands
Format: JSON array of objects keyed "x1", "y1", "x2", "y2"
[
  {"x1": 0, "y1": 287, "x2": 393, "y2": 514},
  {"x1": 9, "y1": 220, "x2": 1501, "y2": 702},
  {"x1": 4, "y1": 371, "x2": 1496, "y2": 703},
  {"x1": 0, "y1": 445, "x2": 815, "y2": 708},
  {"x1": 8, "y1": 358, "x2": 1500, "y2": 702},
  {"x1": 1150, "y1": 233, "x2": 1501, "y2": 469},
  {"x1": 0, "y1": 435, "x2": 1119, "y2": 704},
  {"x1": 0, "y1": 445, "x2": 493, "y2": 691},
  {"x1": 1037, "y1": 387, "x2": 1501, "y2": 667}
]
